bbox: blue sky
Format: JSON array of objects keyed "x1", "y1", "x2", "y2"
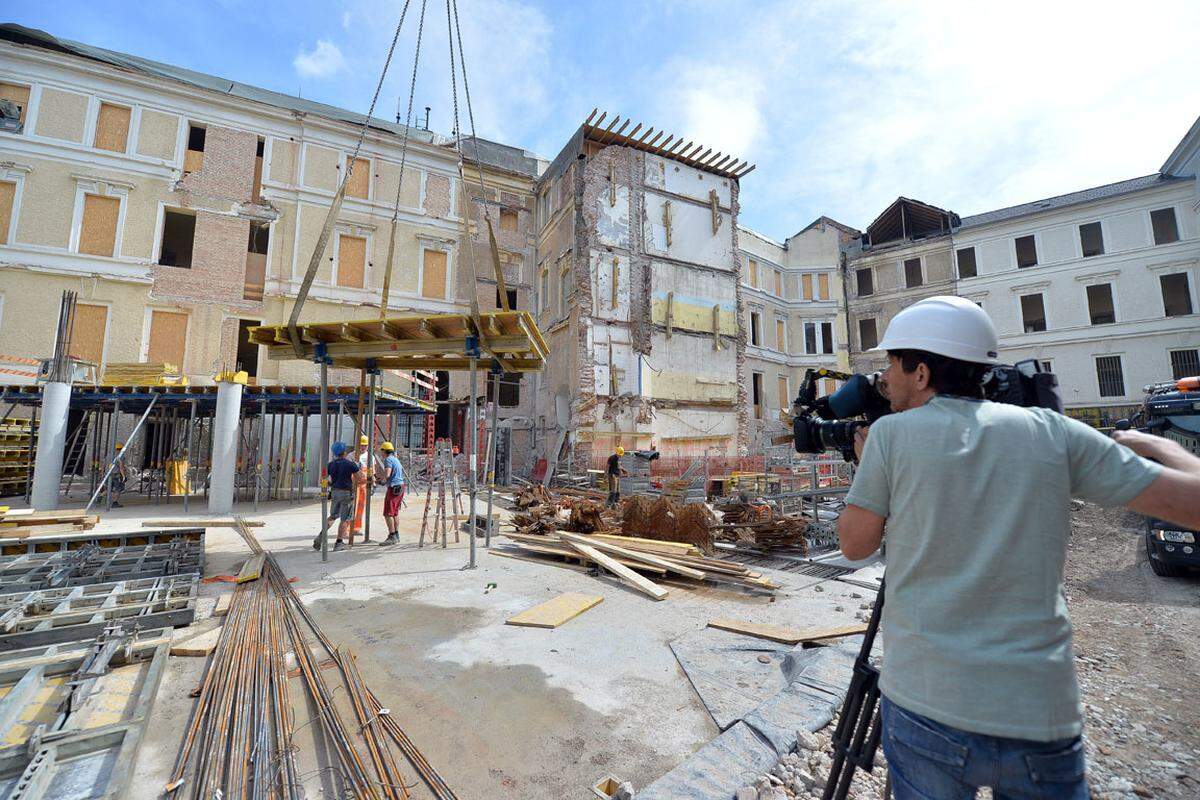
[{"x1": 9, "y1": 1, "x2": 1200, "y2": 241}]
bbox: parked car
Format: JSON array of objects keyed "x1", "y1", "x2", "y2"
[{"x1": 1118, "y1": 376, "x2": 1200, "y2": 578}]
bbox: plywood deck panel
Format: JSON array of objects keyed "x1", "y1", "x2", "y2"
[{"x1": 505, "y1": 592, "x2": 603, "y2": 628}]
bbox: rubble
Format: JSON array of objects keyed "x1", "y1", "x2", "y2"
[
  {"x1": 735, "y1": 720, "x2": 889, "y2": 800},
  {"x1": 714, "y1": 499, "x2": 808, "y2": 552}
]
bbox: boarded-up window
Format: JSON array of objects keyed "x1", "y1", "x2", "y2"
[
  {"x1": 68, "y1": 303, "x2": 108, "y2": 367},
  {"x1": 802, "y1": 274, "x2": 814, "y2": 300},
  {"x1": 817, "y1": 273, "x2": 830, "y2": 300},
  {"x1": 499, "y1": 209, "x2": 518, "y2": 232},
  {"x1": 345, "y1": 156, "x2": 370, "y2": 199},
  {"x1": 93, "y1": 103, "x2": 131, "y2": 153},
  {"x1": 748, "y1": 259, "x2": 758, "y2": 288},
  {"x1": 79, "y1": 194, "x2": 120, "y2": 257},
  {"x1": 421, "y1": 249, "x2": 447, "y2": 299},
  {"x1": 0, "y1": 181, "x2": 14, "y2": 244},
  {"x1": 778, "y1": 375, "x2": 789, "y2": 409},
  {"x1": 0, "y1": 83, "x2": 30, "y2": 129},
  {"x1": 774, "y1": 269, "x2": 782, "y2": 296},
  {"x1": 337, "y1": 234, "x2": 366, "y2": 288},
  {"x1": 775, "y1": 318, "x2": 786, "y2": 350},
  {"x1": 159, "y1": 209, "x2": 195, "y2": 267},
  {"x1": 147, "y1": 310, "x2": 188, "y2": 367}
]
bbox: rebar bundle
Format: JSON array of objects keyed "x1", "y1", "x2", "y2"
[{"x1": 167, "y1": 518, "x2": 458, "y2": 800}]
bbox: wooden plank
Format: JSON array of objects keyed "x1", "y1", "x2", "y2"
[
  {"x1": 236, "y1": 554, "x2": 265, "y2": 584},
  {"x1": 500, "y1": 536, "x2": 667, "y2": 574},
  {"x1": 505, "y1": 592, "x2": 603, "y2": 629},
  {"x1": 141, "y1": 519, "x2": 264, "y2": 528},
  {"x1": 558, "y1": 532, "x2": 706, "y2": 580},
  {"x1": 212, "y1": 594, "x2": 232, "y2": 617},
  {"x1": 590, "y1": 533, "x2": 701, "y2": 556},
  {"x1": 170, "y1": 626, "x2": 221, "y2": 657},
  {"x1": 562, "y1": 538, "x2": 668, "y2": 601},
  {"x1": 707, "y1": 618, "x2": 867, "y2": 645}
]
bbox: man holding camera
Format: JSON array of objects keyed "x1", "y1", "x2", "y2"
[{"x1": 838, "y1": 296, "x2": 1200, "y2": 799}]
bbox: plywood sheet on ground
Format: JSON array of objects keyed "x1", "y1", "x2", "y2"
[
  {"x1": 505, "y1": 593, "x2": 603, "y2": 628},
  {"x1": 707, "y1": 618, "x2": 867, "y2": 645}
]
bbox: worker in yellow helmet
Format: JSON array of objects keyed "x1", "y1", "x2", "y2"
[
  {"x1": 377, "y1": 441, "x2": 405, "y2": 546},
  {"x1": 605, "y1": 445, "x2": 629, "y2": 508}
]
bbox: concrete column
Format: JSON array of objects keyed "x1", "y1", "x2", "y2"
[
  {"x1": 208, "y1": 380, "x2": 243, "y2": 514},
  {"x1": 30, "y1": 381, "x2": 71, "y2": 510}
]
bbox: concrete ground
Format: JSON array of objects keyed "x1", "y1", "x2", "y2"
[{"x1": 74, "y1": 492, "x2": 863, "y2": 800}]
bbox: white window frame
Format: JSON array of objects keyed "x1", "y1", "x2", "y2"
[
  {"x1": 0, "y1": 164, "x2": 29, "y2": 245},
  {"x1": 340, "y1": 152, "x2": 374, "y2": 202},
  {"x1": 139, "y1": 306, "x2": 191, "y2": 365},
  {"x1": 84, "y1": 97, "x2": 137, "y2": 156},
  {"x1": 955, "y1": 246, "x2": 978, "y2": 280},
  {"x1": 58, "y1": 300, "x2": 112, "y2": 371},
  {"x1": 415, "y1": 237, "x2": 453, "y2": 300},
  {"x1": 331, "y1": 225, "x2": 375, "y2": 289},
  {"x1": 1013, "y1": 234, "x2": 1039, "y2": 268},
  {"x1": 1156, "y1": 269, "x2": 1197, "y2": 318},
  {"x1": 777, "y1": 374, "x2": 790, "y2": 411},
  {"x1": 1168, "y1": 347, "x2": 1200, "y2": 380},
  {"x1": 1039, "y1": 358, "x2": 1054, "y2": 374},
  {"x1": 748, "y1": 308, "x2": 764, "y2": 347},
  {"x1": 68, "y1": 176, "x2": 132, "y2": 258}
]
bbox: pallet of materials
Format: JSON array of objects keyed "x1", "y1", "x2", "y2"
[
  {"x1": 0, "y1": 537, "x2": 205, "y2": 592},
  {"x1": 0, "y1": 508, "x2": 99, "y2": 535},
  {"x1": 100, "y1": 361, "x2": 186, "y2": 386}
]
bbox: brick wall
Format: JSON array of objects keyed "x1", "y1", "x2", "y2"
[
  {"x1": 179, "y1": 125, "x2": 257, "y2": 203},
  {"x1": 152, "y1": 211, "x2": 252, "y2": 306}
]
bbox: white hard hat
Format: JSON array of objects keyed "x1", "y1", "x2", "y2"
[{"x1": 871, "y1": 295, "x2": 999, "y2": 364}]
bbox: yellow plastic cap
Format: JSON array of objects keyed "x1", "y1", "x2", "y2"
[
  {"x1": 615, "y1": 446, "x2": 625, "y2": 456},
  {"x1": 360, "y1": 435, "x2": 369, "y2": 445},
  {"x1": 380, "y1": 441, "x2": 395, "y2": 452}
]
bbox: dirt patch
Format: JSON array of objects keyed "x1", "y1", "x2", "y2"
[{"x1": 1065, "y1": 503, "x2": 1200, "y2": 798}]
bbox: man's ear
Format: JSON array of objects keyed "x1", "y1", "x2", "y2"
[{"x1": 916, "y1": 362, "x2": 931, "y2": 390}]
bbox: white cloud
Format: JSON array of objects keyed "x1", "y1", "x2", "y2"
[
  {"x1": 293, "y1": 39, "x2": 347, "y2": 79},
  {"x1": 666, "y1": 63, "x2": 765, "y2": 157},
  {"x1": 341, "y1": 11, "x2": 352, "y2": 30}
]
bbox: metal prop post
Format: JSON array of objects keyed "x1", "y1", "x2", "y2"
[
  {"x1": 104, "y1": 400, "x2": 119, "y2": 511},
  {"x1": 364, "y1": 364, "x2": 378, "y2": 543},
  {"x1": 465, "y1": 336, "x2": 479, "y2": 569},
  {"x1": 86, "y1": 396, "x2": 158, "y2": 512},
  {"x1": 484, "y1": 362, "x2": 501, "y2": 548},
  {"x1": 317, "y1": 346, "x2": 331, "y2": 563},
  {"x1": 255, "y1": 399, "x2": 267, "y2": 511},
  {"x1": 184, "y1": 399, "x2": 196, "y2": 512}
]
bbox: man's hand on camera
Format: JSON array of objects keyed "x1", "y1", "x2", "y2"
[
  {"x1": 1113, "y1": 429, "x2": 1168, "y2": 460},
  {"x1": 854, "y1": 425, "x2": 869, "y2": 462}
]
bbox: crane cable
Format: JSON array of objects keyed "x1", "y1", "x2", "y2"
[
  {"x1": 379, "y1": 0, "x2": 430, "y2": 320},
  {"x1": 286, "y1": 0, "x2": 415, "y2": 356}
]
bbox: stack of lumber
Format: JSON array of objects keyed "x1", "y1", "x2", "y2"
[
  {"x1": 714, "y1": 500, "x2": 808, "y2": 552},
  {"x1": 100, "y1": 361, "x2": 186, "y2": 386},
  {"x1": 493, "y1": 530, "x2": 780, "y2": 600},
  {"x1": 0, "y1": 508, "x2": 100, "y2": 537}
]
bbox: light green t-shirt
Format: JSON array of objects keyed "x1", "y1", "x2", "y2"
[{"x1": 845, "y1": 395, "x2": 1161, "y2": 741}]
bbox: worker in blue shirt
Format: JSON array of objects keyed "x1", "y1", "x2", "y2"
[
  {"x1": 377, "y1": 441, "x2": 405, "y2": 546},
  {"x1": 312, "y1": 441, "x2": 364, "y2": 552}
]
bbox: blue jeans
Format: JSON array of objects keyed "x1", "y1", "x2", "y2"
[{"x1": 881, "y1": 696, "x2": 1088, "y2": 799}]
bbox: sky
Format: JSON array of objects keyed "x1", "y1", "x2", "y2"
[{"x1": 8, "y1": 0, "x2": 1200, "y2": 242}]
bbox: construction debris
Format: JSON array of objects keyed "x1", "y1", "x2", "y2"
[
  {"x1": 0, "y1": 508, "x2": 99, "y2": 535},
  {"x1": 506, "y1": 592, "x2": 604, "y2": 628},
  {"x1": 715, "y1": 499, "x2": 809, "y2": 552},
  {"x1": 101, "y1": 361, "x2": 186, "y2": 386},
  {"x1": 620, "y1": 495, "x2": 717, "y2": 554},
  {"x1": 707, "y1": 618, "x2": 869, "y2": 645}
]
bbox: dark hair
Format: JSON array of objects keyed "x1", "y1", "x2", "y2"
[{"x1": 887, "y1": 349, "x2": 988, "y2": 398}]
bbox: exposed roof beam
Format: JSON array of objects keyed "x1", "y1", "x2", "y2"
[{"x1": 584, "y1": 108, "x2": 598, "y2": 126}]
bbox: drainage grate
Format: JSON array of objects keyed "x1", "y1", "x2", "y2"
[{"x1": 722, "y1": 551, "x2": 855, "y2": 579}]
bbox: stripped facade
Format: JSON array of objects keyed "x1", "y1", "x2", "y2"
[{"x1": 532, "y1": 117, "x2": 753, "y2": 466}]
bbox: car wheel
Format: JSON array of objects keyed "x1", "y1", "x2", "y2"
[{"x1": 1146, "y1": 533, "x2": 1185, "y2": 578}]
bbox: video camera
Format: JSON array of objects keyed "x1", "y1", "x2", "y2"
[{"x1": 792, "y1": 360, "x2": 1063, "y2": 461}]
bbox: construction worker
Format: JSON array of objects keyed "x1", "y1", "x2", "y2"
[
  {"x1": 350, "y1": 434, "x2": 371, "y2": 540},
  {"x1": 376, "y1": 441, "x2": 405, "y2": 546},
  {"x1": 312, "y1": 441, "x2": 364, "y2": 552},
  {"x1": 837, "y1": 296, "x2": 1200, "y2": 799},
  {"x1": 111, "y1": 442, "x2": 127, "y2": 507},
  {"x1": 605, "y1": 446, "x2": 628, "y2": 508}
]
